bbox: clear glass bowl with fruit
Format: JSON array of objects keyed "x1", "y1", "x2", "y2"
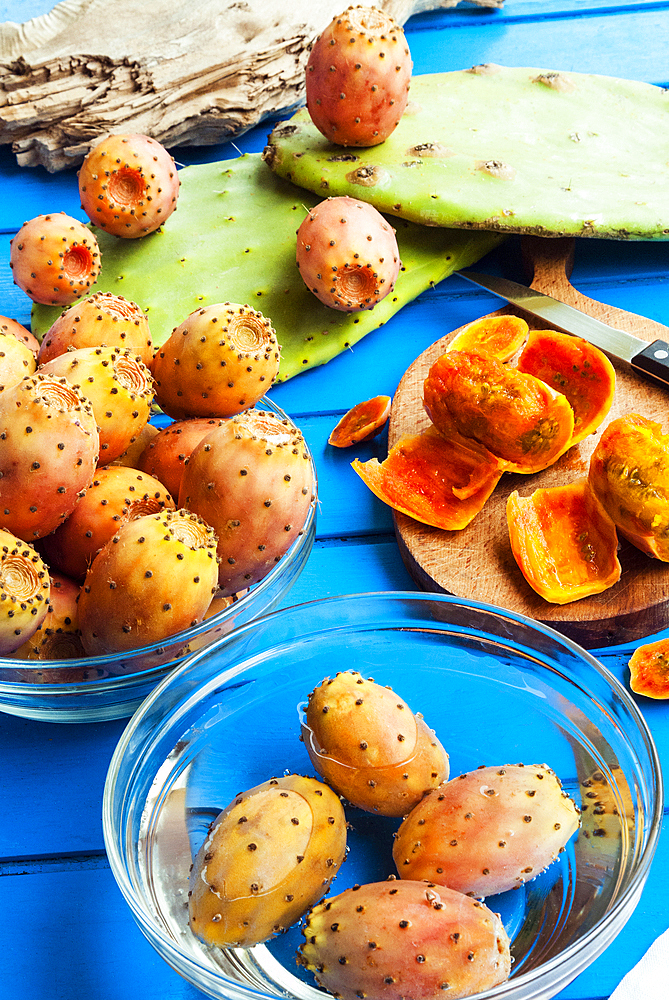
[
  {"x1": 102, "y1": 592, "x2": 661, "y2": 1000},
  {"x1": 0, "y1": 396, "x2": 317, "y2": 724}
]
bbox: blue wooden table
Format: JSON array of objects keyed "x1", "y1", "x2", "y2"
[{"x1": 1, "y1": 2, "x2": 668, "y2": 998}]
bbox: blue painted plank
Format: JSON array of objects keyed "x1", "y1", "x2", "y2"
[
  {"x1": 407, "y1": 8, "x2": 669, "y2": 84},
  {"x1": 282, "y1": 538, "x2": 419, "y2": 606},
  {"x1": 0, "y1": 713, "x2": 127, "y2": 858},
  {"x1": 0, "y1": 865, "x2": 202, "y2": 1000}
]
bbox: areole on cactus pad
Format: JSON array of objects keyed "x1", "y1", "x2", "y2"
[
  {"x1": 30, "y1": 153, "x2": 504, "y2": 381},
  {"x1": 264, "y1": 65, "x2": 669, "y2": 240}
]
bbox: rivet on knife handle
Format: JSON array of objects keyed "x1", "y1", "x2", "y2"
[{"x1": 631, "y1": 341, "x2": 669, "y2": 387}]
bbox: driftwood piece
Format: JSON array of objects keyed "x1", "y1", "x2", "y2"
[{"x1": 0, "y1": 0, "x2": 502, "y2": 172}]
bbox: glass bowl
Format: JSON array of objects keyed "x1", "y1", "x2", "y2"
[
  {"x1": 0, "y1": 397, "x2": 316, "y2": 724},
  {"x1": 103, "y1": 592, "x2": 662, "y2": 1000}
]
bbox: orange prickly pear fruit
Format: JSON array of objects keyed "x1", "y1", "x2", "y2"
[
  {"x1": 303, "y1": 670, "x2": 449, "y2": 816},
  {"x1": 78, "y1": 133, "x2": 180, "y2": 238},
  {"x1": 137, "y1": 418, "x2": 226, "y2": 499},
  {"x1": 11, "y1": 570, "x2": 85, "y2": 662},
  {"x1": 298, "y1": 879, "x2": 511, "y2": 1000},
  {"x1": 179, "y1": 408, "x2": 314, "y2": 596},
  {"x1": 39, "y1": 465, "x2": 176, "y2": 581},
  {"x1": 305, "y1": 5, "x2": 412, "y2": 147},
  {"x1": 77, "y1": 508, "x2": 219, "y2": 656},
  {"x1": 296, "y1": 197, "x2": 400, "y2": 313},
  {"x1": 393, "y1": 763, "x2": 580, "y2": 897},
  {"x1": 37, "y1": 292, "x2": 153, "y2": 367},
  {"x1": 9, "y1": 213, "x2": 101, "y2": 306},
  {"x1": 0, "y1": 373, "x2": 100, "y2": 541},
  {"x1": 151, "y1": 303, "x2": 280, "y2": 419},
  {"x1": 0, "y1": 529, "x2": 51, "y2": 655},
  {"x1": 39, "y1": 345, "x2": 155, "y2": 464}
]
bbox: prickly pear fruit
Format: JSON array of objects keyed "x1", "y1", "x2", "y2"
[
  {"x1": 448, "y1": 315, "x2": 529, "y2": 363},
  {"x1": 137, "y1": 417, "x2": 226, "y2": 499},
  {"x1": 11, "y1": 570, "x2": 85, "y2": 662},
  {"x1": 151, "y1": 303, "x2": 280, "y2": 419},
  {"x1": 78, "y1": 133, "x2": 180, "y2": 238},
  {"x1": 39, "y1": 345, "x2": 155, "y2": 464},
  {"x1": 298, "y1": 879, "x2": 511, "y2": 1000},
  {"x1": 39, "y1": 466, "x2": 176, "y2": 581},
  {"x1": 588, "y1": 413, "x2": 669, "y2": 560},
  {"x1": 37, "y1": 292, "x2": 153, "y2": 367},
  {"x1": 423, "y1": 350, "x2": 575, "y2": 474},
  {"x1": 0, "y1": 374, "x2": 100, "y2": 541},
  {"x1": 179, "y1": 408, "x2": 315, "y2": 595},
  {"x1": 393, "y1": 763, "x2": 581, "y2": 897},
  {"x1": 189, "y1": 773, "x2": 347, "y2": 948},
  {"x1": 0, "y1": 330, "x2": 36, "y2": 392},
  {"x1": 303, "y1": 671, "x2": 449, "y2": 816},
  {"x1": 9, "y1": 213, "x2": 101, "y2": 306},
  {"x1": 0, "y1": 316, "x2": 39, "y2": 354},
  {"x1": 328, "y1": 394, "x2": 391, "y2": 447},
  {"x1": 305, "y1": 5, "x2": 412, "y2": 147},
  {"x1": 296, "y1": 196, "x2": 400, "y2": 312},
  {"x1": 77, "y1": 508, "x2": 219, "y2": 656},
  {"x1": 628, "y1": 637, "x2": 669, "y2": 699},
  {"x1": 0, "y1": 529, "x2": 51, "y2": 654}
]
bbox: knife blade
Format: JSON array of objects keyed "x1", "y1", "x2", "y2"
[{"x1": 458, "y1": 269, "x2": 669, "y2": 389}]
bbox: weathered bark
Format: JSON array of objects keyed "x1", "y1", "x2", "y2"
[{"x1": 0, "y1": 0, "x2": 502, "y2": 171}]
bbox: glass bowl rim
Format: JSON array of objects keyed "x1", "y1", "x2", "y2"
[{"x1": 102, "y1": 590, "x2": 664, "y2": 1000}]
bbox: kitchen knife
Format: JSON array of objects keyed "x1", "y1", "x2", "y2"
[{"x1": 458, "y1": 269, "x2": 669, "y2": 388}]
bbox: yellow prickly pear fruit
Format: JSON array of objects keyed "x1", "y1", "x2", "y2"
[{"x1": 188, "y1": 773, "x2": 347, "y2": 947}]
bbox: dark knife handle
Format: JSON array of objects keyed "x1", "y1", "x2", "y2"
[{"x1": 631, "y1": 340, "x2": 669, "y2": 387}]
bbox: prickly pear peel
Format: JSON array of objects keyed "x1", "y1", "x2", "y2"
[
  {"x1": 352, "y1": 425, "x2": 503, "y2": 531},
  {"x1": 328, "y1": 395, "x2": 391, "y2": 447},
  {"x1": 507, "y1": 479, "x2": 621, "y2": 605}
]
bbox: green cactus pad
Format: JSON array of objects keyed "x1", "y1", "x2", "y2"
[
  {"x1": 263, "y1": 66, "x2": 669, "y2": 241},
  {"x1": 31, "y1": 154, "x2": 503, "y2": 382}
]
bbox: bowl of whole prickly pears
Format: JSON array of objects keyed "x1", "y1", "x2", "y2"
[
  {"x1": 103, "y1": 592, "x2": 661, "y2": 1000},
  {"x1": 0, "y1": 291, "x2": 317, "y2": 722}
]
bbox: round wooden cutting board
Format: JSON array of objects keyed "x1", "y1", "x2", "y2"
[{"x1": 389, "y1": 236, "x2": 669, "y2": 648}]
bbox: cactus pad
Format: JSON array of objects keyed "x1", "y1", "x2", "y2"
[
  {"x1": 30, "y1": 154, "x2": 503, "y2": 382},
  {"x1": 263, "y1": 66, "x2": 669, "y2": 241}
]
